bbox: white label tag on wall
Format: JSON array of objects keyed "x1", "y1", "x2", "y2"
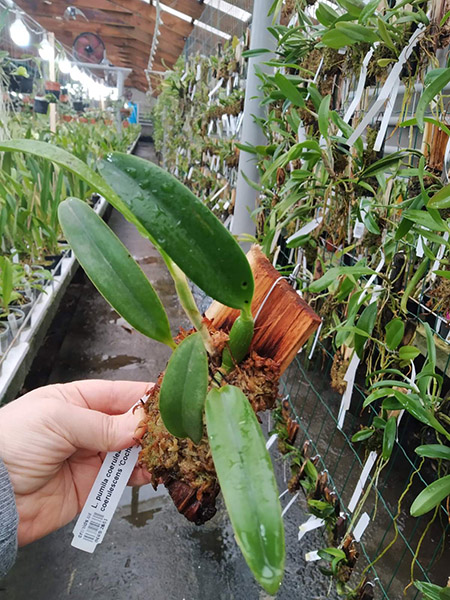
[
  {"x1": 353, "y1": 220, "x2": 365, "y2": 239},
  {"x1": 72, "y1": 445, "x2": 140, "y2": 553}
]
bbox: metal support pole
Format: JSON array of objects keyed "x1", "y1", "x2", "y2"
[
  {"x1": 48, "y1": 32, "x2": 56, "y2": 134},
  {"x1": 232, "y1": 0, "x2": 277, "y2": 248},
  {"x1": 116, "y1": 70, "x2": 125, "y2": 133}
]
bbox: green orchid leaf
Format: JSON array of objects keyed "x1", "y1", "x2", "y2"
[
  {"x1": 363, "y1": 388, "x2": 394, "y2": 409},
  {"x1": 321, "y1": 29, "x2": 354, "y2": 49},
  {"x1": 403, "y1": 209, "x2": 447, "y2": 231},
  {"x1": 318, "y1": 95, "x2": 331, "y2": 139},
  {"x1": 382, "y1": 417, "x2": 396, "y2": 460},
  {"x1": 206, "y1": 385, "x2": 285, "y2": 595},
  {"x1": 410, "y1": 474, "x2": 450, "y2": 516},
  {"x1": 309, "y1": 266, "x2": 375, "y2": 293},
  {"x1": 416, "y1": 68, "x2": 450, "y2": 132},
  {"x1": 274, "y1": 73, "x2": 306, "y2": 107},
  {"x1": 398, "y1": 345, "x2": 421, "y2": 361},
  {"x1": 415, "y1": 581, "x2": 449, "y2": 600},
  {"x1": 372, "y1": 416, "x2": 387, "y2": 429},
  {"x1": 385, "y1": 318, "x2": 405, "y2": 350},
  {"x1": 58, "y1": 198, "x2": 174, "y2": 347},
  {"x1": 428, "y1": 184, "x2": 450, "y2": 209},
  {"x1": 0, "y1": 256, "x2": 13, "y2": 311},
  {"x1": 434, "y1": 270, "x2": 450, "y2": 279},
  {"x1": 159, "y1": 332, "x2": 208, "y2": 444},
  {"x1": 99, "y1": 153, "x2": 254, "y2": 311},
  {"x1": 352, "y1": 428, "x2": 374, "y2": 442},
  {"x1": 359, "y1": 0, "x2": 380, "y2": 23},
  {"x1": 335, "y1": 0, "x2": 364, "y2": 17},
  {"x1": 393, "y1": 391, "x2": 448, "y2": 438},
  {"x1": 316, "y1": 3, "x2": 340, "y2": 26},
  {"x1": 376, "y1": 18, "x2": 397, "y2": 52},
  {"x1": 335, "y1": 21, "x2": 380, "y2": 44},
  {"x1": 415, "y1": 444, "x2": 450, "y2": 460},
  {"x1": 424, "y1": 322, "x2": 437, "y2": 372},
  {"x1": 354, "y1": 302, "x2": 378, "y2": 358}
]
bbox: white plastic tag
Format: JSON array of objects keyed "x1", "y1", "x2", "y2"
[
  {"x1": 281, "y1": 492, "x2": 299, "y2": 517},
  {"x1": 337, "y1": 353, "x2": 361, "y2": 430},
  {"x1": 72, "y1": 445, "x2": 140, "y2": 553},
  {"x1": 416, "y1": 235, "x2": 425, "y2": 258},
  {"x1": 298, "y1": 516, "x2": 325, "y2": 541},
  {"x1": 353, "y1": 512, "x2": 370, "y2": 542},
  {"x1": 305, "y1": 550, "x2": 321, "y2": 562},
  {"x1": 266, "y1": 433, "x2": 278, "y2": 450},
  {"x1": 353, "y1": 220, "x2": 365, "y2": 239},
  {"x1": 347, "y1": 451, "x2": 377, "y2": 513}
]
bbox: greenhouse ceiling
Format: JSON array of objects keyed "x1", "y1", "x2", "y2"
[{"x1": 12, "y1": 0, "x2": 251, "y2": 91}]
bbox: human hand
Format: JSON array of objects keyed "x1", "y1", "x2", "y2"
[{"x1": 0, "y1": 380, "x2": 152, "y2": 546}]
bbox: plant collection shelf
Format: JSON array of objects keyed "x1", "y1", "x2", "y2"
[{"x1": 0, "y1": 196, "x2": 108, "y2": 404}]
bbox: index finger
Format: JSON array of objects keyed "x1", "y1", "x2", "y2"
[{"x1": 50, "y1": 379, "x2": 153, "y2": 414}]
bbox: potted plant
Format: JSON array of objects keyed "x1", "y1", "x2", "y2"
[
  {"x1": 73, "y1": 100, "x2": 84, "y2": 112},
  {"x1": 9, "y1": 66, "x2": 33, "y2": 94},
  {"x1": 45, "y1": 80, "x2": 61, "y2": 99},
  {"x1": 0, "y1": 257, "x2": 25, "y2": 342},
  {"x1": 0, "y1": 139, "x2": 322, "y2": 595},
  {"x1": 33, "y1": 96, "x2": 49, "y2": 115},
  {"x1": 60, "y1": 87, "x2": 69, "y2": 103}
]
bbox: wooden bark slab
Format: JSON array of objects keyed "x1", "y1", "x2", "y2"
[{"x1": 206, "y1": 245, "x2": 321, "y2": 374}]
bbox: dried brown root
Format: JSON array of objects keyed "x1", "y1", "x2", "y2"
[{"x1": 138, "y1": 321, "x2": 281, "y2": 525}]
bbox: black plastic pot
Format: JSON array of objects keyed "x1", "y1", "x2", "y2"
[
  {"x1": 34, "y1": 98, "x2": 49, "y2": 115},
  {"x1": 44, "y1": 253, "x2": 64, "y2": 276},
  {"x1": 73, "y1": 100, "x2": 84, "y2": 112},
  {"x1": 10, "y1": 75, "x2": 34, "y2": 94},
  {"x1": 45, "y1": 88, "x2": 60, "y2": 99}
]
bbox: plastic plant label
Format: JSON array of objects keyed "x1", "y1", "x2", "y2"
[
  {"x1": 353, "y1": 512, "x2": 370, "y2": 542},
  {"x1": 266, "y1": 433, "x2": 278, "y2": 450},
  {"x1": 298, "y1": 516, "x2": 325, "y2": 541},
  {"x1": 287, "y1": 216, "x2": 323, "y2": 245},
  {"x1": 353, "y1": 220, "x2": 365, "y2": 239},
  {"x1": 72, "y1": 445, "x2": 140, "y2": 553},
  {"x1": 281, "y1": 492, "x2": 299, "y2": 517},
  {"x1": 305, "y1": 551, "x2": 321, "y2": 562},
  {"x1": 337, "y1": 353, "x2": 361, "y2": 430},
  {"x1": 347, "y1": 451, "x2": 378, "y2": 513}
]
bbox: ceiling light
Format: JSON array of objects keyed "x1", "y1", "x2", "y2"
[
  {"x1": 59, "y1": 57, "x2": 72, "y2": 74},
  {"x1": 70, "y1": 65, "x2": 82, "y2": 81},
  {"x1": 10, "y1": 17, "x2": 30, "y2": 47},
  {"x1": 39, "y1": 37, "x2": 54, "y2": 61}
]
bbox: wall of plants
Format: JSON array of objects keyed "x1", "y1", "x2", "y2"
[
  {"x1": 153, "y1": 1, "x2": 450, "y2": 597},
  {"x1": 0, "y1": 102, "x2": 140, "y2": 354},
  {"x1": 153, "y1": 38, "x2": 247, "y2": 222}
]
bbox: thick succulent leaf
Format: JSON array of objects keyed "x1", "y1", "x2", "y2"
[
  {"x1": 99, "y1": 152, "x2": 254, "y2": 310},
  {"x1": 205, "y1": 385, "x2": 285, "y2": 595},
  {"x1": 58, "y1": 198, "x2": 173, "y2": 347},
  {"x1": 410, "y1": 474, "x2": 450, "y2": 516},
  {"x1": 159, "y1": 332, "x2": 208, "y2": 444}
]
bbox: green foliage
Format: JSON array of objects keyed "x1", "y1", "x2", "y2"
[
  {"x1": 206, "y1": 385, "x2": 285, "y2": 595},
  {"x1": 159, "y1": 333, "x2": 208, "y2": 443},
  {"x1": 99, "y1": 152, "x2": 254, "y2": 311},
  {"x1": 58, "y1": 198, "x2": 174, "y2": 347}
]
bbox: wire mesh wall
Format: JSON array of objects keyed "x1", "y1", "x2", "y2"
[
  {"x1": 275, "y1": 236, "x2": 450, "y2": 599},
  {"x1": 184, "y1": 0, "x2": 252, "y2": 58}
]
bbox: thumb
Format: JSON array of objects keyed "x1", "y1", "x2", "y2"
[{"x1": 57, "y1": 404, "x2": 143, "y2": 452}]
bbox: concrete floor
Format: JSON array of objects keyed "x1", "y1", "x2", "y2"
[{"x1": 1, "y1": 143, "x2": 334, "y2": 600}]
